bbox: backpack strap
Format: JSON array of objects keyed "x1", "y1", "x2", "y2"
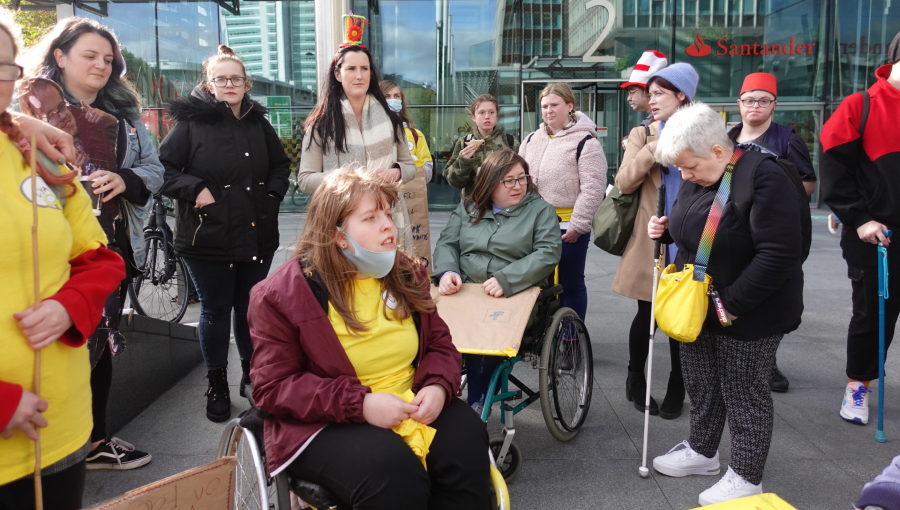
[
  {"x1": 575, "y1": 134, "x2": 594, "y2": 162},
  {"x1": 506, "y1": 133, "x2": 514, "y2": 147},
  {"x1": 859, "y1": 90, "x2": 870, "y2": 138},
  {"x1": 644, "y1": 125, "x2": 651, "y2": 138}
]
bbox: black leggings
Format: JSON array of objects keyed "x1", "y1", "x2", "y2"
[
  {"x1": 287, "y1": 398, "x2": 491, "y2": 510},
  {"x1": 0, "y1": 461, "x2": 86, "y2": 510},
  {"x1": 628, "y1": 299, "x2": 682, "y2": 376},
  {"x1": 91, "y1": 344, "x2": 112, "y2": 443}
]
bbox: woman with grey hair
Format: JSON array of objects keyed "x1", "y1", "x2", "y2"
[{"x1": 647, "y1": 103, "x2": 804, "y2": 506}]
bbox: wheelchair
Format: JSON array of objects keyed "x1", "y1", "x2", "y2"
[
  {"x1": 216, "y1": 392, "x2": 511, "y2": 510},
  {"x1": 462, "y1": 284, "x2": 594, "y2": 481}
]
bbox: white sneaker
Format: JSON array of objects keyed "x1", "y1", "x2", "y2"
[
  {"x1": 653, "y1": 440, "x2": 721, "y2": 477},
  {"x1": 698, "y1": 466, "x2": 762, "y2": 506},
  {"x1": 840, "y1": 381, "x2": 871, "y2": 425}
]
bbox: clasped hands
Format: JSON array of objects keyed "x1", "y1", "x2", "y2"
[{"x1": 362, "y1": 385, "x2": 446, "y2": 428}]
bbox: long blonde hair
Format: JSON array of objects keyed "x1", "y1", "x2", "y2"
[{"x1": 293, "y1": 169, "x2": 434, "y2": 332}]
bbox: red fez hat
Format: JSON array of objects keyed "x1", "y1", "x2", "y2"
[{"x1": 740, "y1": 73, "x2": 777, "y2": 98}]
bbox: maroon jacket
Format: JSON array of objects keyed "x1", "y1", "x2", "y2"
[{"x1": 247, "y1": 259, "x2": 462, "y2": 475}]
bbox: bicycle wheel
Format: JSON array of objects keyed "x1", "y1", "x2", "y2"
[
  {"x1": 539, "y1": 307, "x2": 594, "y2": 442},
  {"x1": 128, "y1": 232, "x2": 191, "y2": 322}
]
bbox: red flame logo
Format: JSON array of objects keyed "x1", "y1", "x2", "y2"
[{"x1": 686, "y1": 34, "x2": 712, "y2": 57}]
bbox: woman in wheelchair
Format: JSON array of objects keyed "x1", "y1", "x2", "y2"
[
  {"x1": 247, "y1": 168, "x2": 492, "y2": 509},
  {"x1": 432, "y1": 149, "x2": 563, "y2": 414}
]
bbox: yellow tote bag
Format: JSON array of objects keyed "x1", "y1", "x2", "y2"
[
  {"x1": 690, "y1": 493, "x2": 797, "y2": 510},
  {"x1": 654, "y1": 263, "x2": 710, "y2": 343},
  {"x1": 655, "y1": 148, "x2": 745, "y2": 343}
]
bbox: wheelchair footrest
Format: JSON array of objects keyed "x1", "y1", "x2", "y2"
[{"x1": 289, "y1": 479, "x2": 342, "y2": 510}]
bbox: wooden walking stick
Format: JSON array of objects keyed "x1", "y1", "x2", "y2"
[{"x1": 29, "y1": 135, "x2": 44, "y2": 509}]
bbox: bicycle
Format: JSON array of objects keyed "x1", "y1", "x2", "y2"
[{"x1": 128, "y1": 194, "x2": 193, "y2": 323}]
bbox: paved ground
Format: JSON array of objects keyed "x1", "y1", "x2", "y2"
[{"x1": 85, "y1": 209, "x2": 900, "y2": 510}]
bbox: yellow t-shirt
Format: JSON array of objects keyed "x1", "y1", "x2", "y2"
[
  {"x1": 327, "y1": 277, "x2": 435, "y2": 467},
  {"x1": 404, "y1": 127, "x2": 432, "y2": 169},
  {"x1": 0, "y1": 132, "x2": 108, "y2": 485}
]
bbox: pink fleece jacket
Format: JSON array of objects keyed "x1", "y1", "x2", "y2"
[{"x1": 519, "y1": 111, "x2": 607, "y2": 234}]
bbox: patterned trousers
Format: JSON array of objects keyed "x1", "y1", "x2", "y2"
[{"x1": 681, "y1": 330, "x2": 782, "y2": 485}]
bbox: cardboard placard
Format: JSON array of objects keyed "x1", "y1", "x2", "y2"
[
  {"x1": 86, "y1": 457, "x2": 236, "y2": 510},
  {"x1": 430, "y1": 284, "x2": 540, "y2": 356},
  {"x1": 401, "y1": 170, "x2": 432, "y2": 272}
]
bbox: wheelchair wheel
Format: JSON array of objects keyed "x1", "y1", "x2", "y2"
[
  {"x1": 218, "y1": 420, "x2": 290, "y2": 509},
  {"x1": 489, "y1": 439, "x2": 522, "y2": 482},
  {"x1": 539, "y1": 307, "x2": 594, "y2": 442}
]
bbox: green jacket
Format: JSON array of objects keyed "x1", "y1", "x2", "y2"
[
  {"x1": 432, "y1": 193, "x2": 562, "y2": 297},
  {"x1": 444, "y1": 126, "x2": 520, "y2": 198}
]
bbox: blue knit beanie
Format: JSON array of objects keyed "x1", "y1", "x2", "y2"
[{"x1": 650, "y1": 63, "x2": 699, "y2": 102}]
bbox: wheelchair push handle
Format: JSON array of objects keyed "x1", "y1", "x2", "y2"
[{"x1": 653, "y1": 185, "x2": 666, "y2": 261}]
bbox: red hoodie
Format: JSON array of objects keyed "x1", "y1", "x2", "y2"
[{"x1": 821, "y1": 64, "x2": 900, "y2": 230}]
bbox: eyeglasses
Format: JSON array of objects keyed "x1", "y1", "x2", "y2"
[
  {"x1": 500, "y1": 175, "x2": 530, "y2": 188},
  {"x1": 739, "y1": 98, "x2": 775, "y2": 108},
  {"x1": 211, "y1": 77, "x2": 246, "y2": 87},
  {"x1": 0, "y1": 63, "x2": 23, "y2": 82}
]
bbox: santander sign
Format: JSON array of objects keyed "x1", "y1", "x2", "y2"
[{"x1": 686, "y1": 33, "x2": 816, "y2": 57}]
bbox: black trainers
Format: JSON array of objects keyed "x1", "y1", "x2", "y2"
[
  {"x1": 86, "y1": 437, "x2": 152, "y2": 470},
  {"x1": 206, "y1": 367, "x2": 231, "y2": 422},
  {"x1": 239, "y1": 359, "x2": 252, "y2": 399},
  {"x1": 769, "y1": 364, "x2": 789, "y2": 393}
]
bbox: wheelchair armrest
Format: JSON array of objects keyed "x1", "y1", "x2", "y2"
[
  {"x1": 288, "y1": 479, "x2": 343, "y2": 510},
  {"x1": 539, "y1": 285, "x2": 563, "y2": 301}
]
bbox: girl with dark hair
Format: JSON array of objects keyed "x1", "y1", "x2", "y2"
[
  {"x1": 248, "y1": 168, "x2": 491, "y2": 509},
  {"x1": 432, "y1": 148, "x2": 561, "y2": 414},
  {"x1": 159, "y1": 45, "x2": 290, "y2": 423},
  {"x1": 614, "y1": 63, "x2": 698, "y2": 421},
  {"x1": 297, "y1": 45, "x2": 415, "y2": 193},
  {"x1": 0, "y1": 9, "x2": 124, "y2": 508},
  {"x1": 445, "y1": 94, "x2": 520, "y2": 198},
  {"x1": 23, "y1": 16, "x2": 164, "y2": 471}
]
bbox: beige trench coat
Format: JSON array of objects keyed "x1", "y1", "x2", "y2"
[{"x1": 611, "y1": 122, "x2": 667, "y2": 302}]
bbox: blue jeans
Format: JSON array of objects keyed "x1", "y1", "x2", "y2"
[
  {"x1": 183, "y1": 256, "x2": 273, "y2": 371},
  {"x1": 559, "y1": 229, "x2": 589, "y2": 320}
]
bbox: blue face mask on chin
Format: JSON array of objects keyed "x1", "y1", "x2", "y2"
[
  {"x1": 338, "y1": 227, "x2": 397, "y2": 279},
  {"x1": 386, "y1": 98, "x2": 403, "y2": 113}
]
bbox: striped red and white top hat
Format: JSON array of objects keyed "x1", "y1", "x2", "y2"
[{"x1": 621, "y1": 50, "x2": 668, "y2": 89}]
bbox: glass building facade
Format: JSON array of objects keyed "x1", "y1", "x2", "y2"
[{"x1": 67, "y1": 0, "x2": 898, "y2": 210}]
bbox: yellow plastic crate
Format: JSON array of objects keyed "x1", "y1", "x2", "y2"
[{"x1": 691, "y1": 493, "x2": 797, "y2": 510}]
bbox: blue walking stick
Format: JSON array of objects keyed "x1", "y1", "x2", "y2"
[{"x1": 877, "y1": 229, "x2": 891, "y2": 443}]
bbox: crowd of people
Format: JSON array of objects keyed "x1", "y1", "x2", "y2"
[{"x1": 0, "y1": 7, "x2": 899, "y2": 509}]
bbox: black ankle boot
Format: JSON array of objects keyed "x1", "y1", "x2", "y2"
[
  {"x1": 626, "y1": 369, "x2": 658, "y2": 415},
  {"x1": 205, "y1": 367, "x2": 231, "y2": 423},
  {"x1": 659, "y1": 372, "x2": 685, "y2": 420},
  {"x1": 239, "y1": 359, "x2": 252, "y2": 399}
]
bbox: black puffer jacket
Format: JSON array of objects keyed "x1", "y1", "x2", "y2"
[
  {"x1": 159, "y1": 88, "x2": 291, "y2": 262},
  {"x1": 660, "y1": 152, "x2": 804, "y2": 340}
]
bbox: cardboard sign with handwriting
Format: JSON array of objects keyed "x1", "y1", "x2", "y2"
[
  {"x1": 430, "y1": 284, "x2": 540, "y2": 357},
  {"x1": 401, "y1": 170, "x2": 432, "y2": 273},
  {"x1": 86, "y1": 457, "x2": 236, "y2": 510}
]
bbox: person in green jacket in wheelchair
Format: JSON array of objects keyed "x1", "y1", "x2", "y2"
[{"x1": 432, "y1": 149, "x2": 562, "y2": 414}]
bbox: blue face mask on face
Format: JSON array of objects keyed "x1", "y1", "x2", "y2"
[
  {"x1": 386, "y1": 98, "x2": 403, "y2": 113},
  {"x1": 338, "y1": 227, "x2": 397, "y2": 279}
]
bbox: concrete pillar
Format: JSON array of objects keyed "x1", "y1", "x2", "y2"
[{"x1": 314, "y1": 0, "x2": 349, "y2": 94}]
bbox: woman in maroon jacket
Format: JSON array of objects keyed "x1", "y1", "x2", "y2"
[{"x1": 247, "y1": 168, "x2": 491, "y2": 509}]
